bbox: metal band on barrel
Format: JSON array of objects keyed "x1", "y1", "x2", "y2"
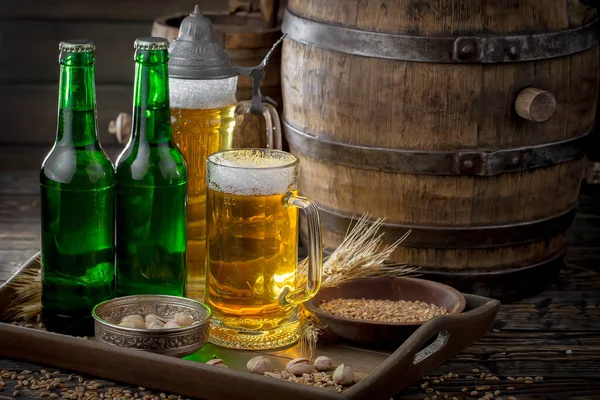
[
  {"x1": 282, "y1": 9, "x2": 599, "y2": 63},
  {"x1": 309, "y1": 206, "x2": 576, "y2": 249},
  {"x1": 284, "y1": 121, "x2": 590, "y2": 176}
]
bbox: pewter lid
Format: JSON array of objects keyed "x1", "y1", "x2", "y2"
[
  {"x1": 168, "y1": 5, "x2": 236, "y2": 80},
  {"x1": 59, "y1": 40, "x2": 95, "y2": 53},
  {"x1": 135, "y1": 37, "x2": 169, "y2": 50}
]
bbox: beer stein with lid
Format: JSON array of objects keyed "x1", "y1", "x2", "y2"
[
  {"x1": 205, "y1": 149, "x2": 322, "y2": 350},
  {"x1": 168, "y1": 6, "x2": 283, "y2": 300}
]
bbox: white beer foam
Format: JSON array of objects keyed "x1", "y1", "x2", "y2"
[
  {"x1": 169, "y1": 77, "x2": 238, "y2": 109},
  {"x1": 208, "y1": 150, "x2": 298, "y2": 196}
]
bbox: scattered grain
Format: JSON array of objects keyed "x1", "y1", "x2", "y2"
[
  {"x1": 13, "y1": 391, "x2": 20, "y2": 397},
  {"x1": 433, "y1": 380, "x2": 440, "y2": 384},
  {"x1": 470, "y1": 391, "x2": 479, "y2": 396},
  {"x1": 50, "y1": 394, "x2": 59, "y2": 399},
  {"x1": 421, "y1": 382, "x2": 429, "y2": 389},
  {"x1": 507, "y1": 377, "x2": 515, "y2": 381},
  {"x1": 507, "y1": 397, "x2": 517, "y2": 400},
  {"x1": 494, "y1": 390, "x2": 501, "y2": 396},
  {"x1": 507, "y1": 387, "x2": 515, "y2": 391},
  {"x1": 466, "y1": 376, "x2": 474, "y2": 379},
  {"x1": 472, "y1": 369, "x2": 480, "y2": 373},
  {"x1": 535, "y1": 376, "x2": 544, "y2": 381},
  {"x1": 426, "y1": 389, "x2": 434, "y2": 393},
  {"x1": 566, "y1": 350, "x2": 573, "y2": 355},
  {"x1": 461, "y1": 388, "x2": 468, "y2": 393},
  {"x1": 516, "y1": 377, "x2": 524, "y2": 383}
]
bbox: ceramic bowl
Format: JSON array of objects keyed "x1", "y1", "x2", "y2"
[
  {"x1": 305, "y1": 277, "x2": 466, "y2": 346},
  {"x1": 92, "y1": 295, "x2": 211, "y2": 358}
]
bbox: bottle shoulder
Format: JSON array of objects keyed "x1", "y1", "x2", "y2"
[
  {"x1": 115, "y1": 143, "x2": 187, "y2": 186},
  {"x1": 40, "y1": 144, "x2": 115, "y2": 189}
]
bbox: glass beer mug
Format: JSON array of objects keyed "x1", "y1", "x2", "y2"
[
  {"x1": 167, "y1": 6, "x2": 283, "y2": 300},
  {"x1": 205, "y1": 149, "x2": 322, "y2": 350}
]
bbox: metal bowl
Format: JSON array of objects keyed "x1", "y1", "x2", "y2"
[{"x1": 92, "y1": 295, "x2": 211, "y2": 358}]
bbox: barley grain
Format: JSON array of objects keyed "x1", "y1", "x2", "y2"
[{"x1": 318, "y1": 298, "x2": 447, "y2": 323}]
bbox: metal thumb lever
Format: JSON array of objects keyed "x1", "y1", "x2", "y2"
[{"x1": 233, "y1": 34, "x2": 286, "y2": 115}]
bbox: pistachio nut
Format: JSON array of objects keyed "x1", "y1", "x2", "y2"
[
  {"x1": 121, "y1": 315, "x2": 144, "y2": 324},
  {"x1": 206, "y1": 359, "x2": 227, "y2": 368},
  {"x1": 333, "y1": 364, "x2": 355, "y2": 386},
  {"x1": 146, "y1": 321, "x2": 164, "y2": 329},
  {"x1": 314, "y1": 356, "x2": 335, "y2": 371},
  {"x1": 174, "y1": 312, "x2": 194, "y2": 327},
  {"x1": 163, "y1": 320, "x2": 181, "y2": 329},
  {"x1": 285, "y1": 358, "x2": 315, "y2": 376},
  {"x1": 246, "y1": 356, "x2": 272, "y2": 374},
  {"x1": 145, "y1": 314, "x2": 166, "y2": 324}
]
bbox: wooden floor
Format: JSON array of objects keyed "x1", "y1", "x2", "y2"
[{"x1": 1, "y1": 145, "x2": 600, "y2": 399}]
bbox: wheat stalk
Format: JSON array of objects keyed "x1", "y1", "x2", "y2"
[
  {"x1": 4, "y1": 256, "x2": 42, "y2": 321},
  {"x1": 297, "y1": 213, "x2": 417, "y2": 359}
]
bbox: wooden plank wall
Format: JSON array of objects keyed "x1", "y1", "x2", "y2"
[{"x1": 0, "y1": 0, "x2": 227, "y2": 146}]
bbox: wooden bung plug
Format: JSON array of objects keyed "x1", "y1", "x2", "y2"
[
  {"x1": 108, "y1": 112, "x2": 132, "y2": 144},
  {"x1": 515, "y1": 87, "x2": 557, "y2": 123}
]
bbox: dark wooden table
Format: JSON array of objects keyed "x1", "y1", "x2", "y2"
[{"x1": 1, "y1": 145, "x2": 600, "y2": 400}]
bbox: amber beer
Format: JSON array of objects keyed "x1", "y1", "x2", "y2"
[
  {"x1": 205, "y1": 149, "x2": 323, "y2": 350},
  {"x1": 170, "y1": 104, "x2": 235, "y2": 299}
]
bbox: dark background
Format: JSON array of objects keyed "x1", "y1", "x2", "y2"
[{"x1": 0, "y1": 0, "x2": 228, "y2": 147}]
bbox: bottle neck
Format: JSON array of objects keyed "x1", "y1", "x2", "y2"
[
  {"x1": 131, "y1": 49, "x2": 172, "y2": 145},
  {"x1": 56, "y1": 52, "x2": 98, "y2": 147}
]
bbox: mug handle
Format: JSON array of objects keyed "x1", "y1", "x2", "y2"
[
  {"x1": 234, "y1": 101, "x2": 282, "y2": 150},
  {"x1": 283, "y1": 193, "x2": 323, "y2": 306}
]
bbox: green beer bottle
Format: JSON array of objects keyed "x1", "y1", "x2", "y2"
[
  {"x1": 115, "y1": 37, "x2": 187, "y2": 297},
  {"x1": 40, "y1": 40, "x2": 115, "y2": 336}
]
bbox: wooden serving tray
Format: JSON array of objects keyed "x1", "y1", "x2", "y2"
[{"x1": 0, "y1": 253, "x2": 500, "y2": 400}]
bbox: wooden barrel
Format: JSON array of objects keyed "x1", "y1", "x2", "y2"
[
  {"x1": 282, "y1": 0, "x2": 600, "y2": 301},
  {"x1": 152, "y1": 11, "x2": 282, "y2": 107}
]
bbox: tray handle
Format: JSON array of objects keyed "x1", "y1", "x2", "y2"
[{"x1": 344, "y1": 294, "x2": 500, "y2": 400}]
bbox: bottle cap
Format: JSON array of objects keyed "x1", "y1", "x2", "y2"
[
  {"x1": 134, "y1": 37, "x2": 169, "y2": 51},
  {"x1": 59, "y1": 40, "x2": 95, "y2": 53},
  {"x1": 167, "y1": 5, "x2": 236, "y2": 80}
]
